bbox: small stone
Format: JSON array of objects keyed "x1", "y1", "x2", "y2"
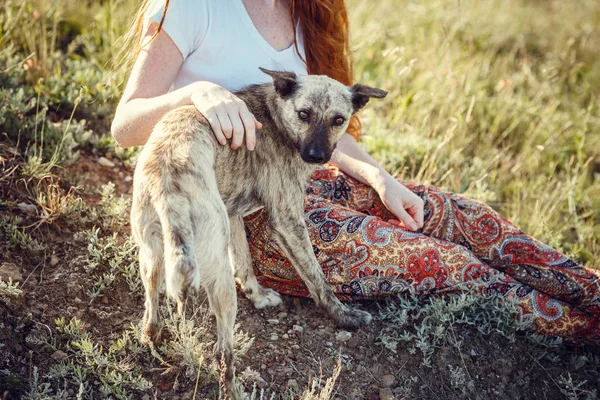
[
  {"x1": 469, "y1": 349, "x2": 477, "y2": 357},
  {"x1": 336, "y1": 330, "x2": 352, "y2": 342},
  {"x1": 270, "y1": 334, "x2": 278, "y2": 341},
  {"x1": 282, "y1": 334, "x2": 289, "y2": 339},
  {"x1": 287, "y1": 379, "x2": 299, "y2": 392},
  {"x1": 379, "y1": 387, "x2": 394, "y2": 400},
  {"x1": 325, "y1": 341, "x2": 333, "y2": 347},
  {"x1": 278, "y1": 311, "x2": 288, "y2": 319},
  {"x1": 98, "y1": 156, "x2": 115, "y2": 167},
  {"x1": 0, "y1": 262, "x2": 23, "y2": 282},
  {"x1": 50, "y1": 255, "x2": 59, "y2": 267},
  {"x1": 51, "y1": 350, "x2": 68, "y2": 360},
  {"x1": 292, "y1": 324, "x2": 304, "y2": 334},
  {"x1": 159, "y1": 379, "x2": 173, "y2": 392},
  {"x1": 380, "y1": 374, "x2": 395, "y2": 387},
  {"x1": 291, "y1": 344, "x2": 300, "y2": 350},
  {"x1": 124, "y1": 175, "x2": 133, "y2": 182},
  {"x1": 142, "y1": 395, "x2": 150, "y2": 400},
  {"x1": 17, "y1": 202, "x2": 37, "y2": 215},
  {"x1": 256, "y1": 377, "x2": 268, "y2": 389},
  {"x1": 267, "y1": 319, "x2": 279, "y2": 325}
]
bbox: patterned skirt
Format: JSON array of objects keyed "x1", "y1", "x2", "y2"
[{"x1": 243, "y1": 166, "x2": 600, "y2": 346}]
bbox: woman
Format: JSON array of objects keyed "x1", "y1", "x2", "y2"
[{"x1": 112, "y1": 0, "x2": 600, "y2": 345}]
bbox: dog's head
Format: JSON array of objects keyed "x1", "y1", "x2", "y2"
[{"x1": 260, "y1": 68, "x2": 387, "y2": 164}]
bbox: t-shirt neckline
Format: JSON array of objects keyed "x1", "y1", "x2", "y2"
[{"x1": 233, "y1": 0, "x2": 299, "y2": 59}]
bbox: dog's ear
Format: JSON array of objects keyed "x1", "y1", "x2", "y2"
[
  {"x1": 259, "y1": 67, "x2": 298, "y2": 98},
  {"x1": 350, "y1": 83, "x2": 387, "y2": 113}
]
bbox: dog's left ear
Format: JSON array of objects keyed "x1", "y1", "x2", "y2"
[
  {"x1": 259, "y1": 67, "x2": 298, "y2": 98},
  {"x1": 350, "y1": 84, "x2": 388, "y2": 113}
]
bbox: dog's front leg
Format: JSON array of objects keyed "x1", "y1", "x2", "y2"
[
  {"x1": 267, "y1": 206, "x2": 372, "y2": 328},
  {"x1": 229, "y1": 215, "x2": 282, "y2": 309}
]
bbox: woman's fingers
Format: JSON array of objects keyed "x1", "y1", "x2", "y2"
[
  {"x1": 387, "y1": 201, "x2": 419, "y2": 231},
  {"x1": 215, "y1": 107, "x2": 233, "y2": 140},
  {"x1": 206, "y1": 113, "x2": 227, "y2": 145},
  {"x1": 388, "y1": 219, "x2": 406, "y2": 228},
  {"x1": 408, "y1": 199, "x2": 425, "y2": 229},
  {"x1": 239, "y1": 108, "x2": 258, "y2": 151}
]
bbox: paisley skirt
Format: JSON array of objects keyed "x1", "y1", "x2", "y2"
[{"x1": 243, "y1": 166, "x2": 600, "y2": 345}]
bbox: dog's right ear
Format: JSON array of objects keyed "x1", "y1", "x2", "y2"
[
  {"x1": 350, "y1": 83, "x2": 388, "y2": 113},
  {"x1": 259, "y1": 67, "x2": 298, "y2": 98}
]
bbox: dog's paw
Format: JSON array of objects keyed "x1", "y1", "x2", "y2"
[
  {"x1": 141, "y1": 321, "x2": 163, "y2": 344},
  {"x1": 335, "y1": 307, "x2": 372, "y2": 329},
  {"x1": 247, "y1": 286, "x2": 283, "y2": 309}
]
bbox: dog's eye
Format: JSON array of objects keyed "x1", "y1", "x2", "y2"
[
  {"x1": 334, "y1": 117, "x2": 346, "y2": 126},
  {"x1": 298, "y1": 110, "x2": 309, "y2": 121}
]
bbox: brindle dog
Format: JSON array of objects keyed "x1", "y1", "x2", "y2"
[{"x1": 130, "y1": 68, "x2": 386, "y2": 397}]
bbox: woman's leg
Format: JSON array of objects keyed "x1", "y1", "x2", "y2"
[
  {"x1": 307, "y1": 167, "x2": 600, "y2": 317},
  {"x1": 243, "y1": 192, "x2": 600, "y2": 345}
]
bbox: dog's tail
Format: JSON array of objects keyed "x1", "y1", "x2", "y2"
[{"x1": 153, "y1": 176, "x2": 201, "y2": 302}]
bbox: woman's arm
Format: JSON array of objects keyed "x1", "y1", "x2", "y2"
[
  {"x1": 112, "y1": 25, "x2": 260, "y2": 149},
  {"x1": 329, "y1": 133, "x2": 424, "y2": 231}
]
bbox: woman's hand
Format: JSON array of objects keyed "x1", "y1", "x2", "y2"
[
  {"x1": 190, "y1": 81, "x2": 262, "y2": 150},
  {"x1": 373, "y1": 174, "x2": 424, "y2": 232}
]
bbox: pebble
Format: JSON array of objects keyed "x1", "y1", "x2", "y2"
[
  {"x1": 17, "y1": 202, "x2": 37, "y2": 215},
  {"x1": 291, "y1": 344, "x2": 300, "y2": 350},
  {"x1": 380, "y1": 374, "x2": 395, "y2": 387},
  {"x1": 379, "y1": 387, "x2": 394, "y2": 400},
  {"x1": 277, "y1": 311, "x2": 288, "y2": 319},
  {"x1": 292, "y1": 324, "x2": 304, "y2": 334},
  {"x1": 325, "y1": 341, "x2": 333, "y2": 347},
  {"x1": 256, "y1": 377, "x2": 268, "y2": 389},
  {"x1": 267, "y1": 319, "x2": 279, "y2": 325},
  {"x1": 270, "y1": 333, "x2": 279, "y2": 341},
  {"x1": 50, "y1": 255, "x2": 60, "y2": 267},
  {"x1": 124, "y1": 175, "x2": 133, "y2": 182},
  {"x1": 0, "y1": 262, "x2": 23, "y2": 282},
  {"x1": 336, "y1": 330, "x2": 352, "y2": 342},
  {"x1": 51, "y1": 350, "x2": 68, "y2": 360},
  {"x1": 97, "y1": 156, "x2": 115, "y2": 167},
  {"x1": 282, "y1": 334, "x2": 289, "y2": 339}
]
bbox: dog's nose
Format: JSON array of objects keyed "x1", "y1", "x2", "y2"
[{"x1": 307, "y1": 148, "x2": 326, "y2": 163}]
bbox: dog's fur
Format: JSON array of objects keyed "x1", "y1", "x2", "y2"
[{"x1": 130, "y1": 69, "x2": 386, "y2": 397}]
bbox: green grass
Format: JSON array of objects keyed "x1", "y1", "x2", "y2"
[
  {"x1": 349, "y1": 0, "x2": 600, "y2": 268},
  {"x1": 0, "y1": 0, "x2": 599, "y2": 398}
]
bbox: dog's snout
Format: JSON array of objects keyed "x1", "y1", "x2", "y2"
[{"x1": 308, "y1": 148, "x2": 326, "y2": 163}]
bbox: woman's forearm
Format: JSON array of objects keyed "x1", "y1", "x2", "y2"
[
  {"x1": 111, "y1": 83, "x2": 199, "y2": 148},
  {"x1": 328, "y1": 133, "x2": 394, "y2": 191}
]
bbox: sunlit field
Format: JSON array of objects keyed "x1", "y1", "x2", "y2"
[{"x1": 1, "y1": 0, "x2": 599, "y2": 398}]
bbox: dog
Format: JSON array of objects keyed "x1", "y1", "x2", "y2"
[{"x1": 130, "y1": 68, "x2": 387, "y2": 397}]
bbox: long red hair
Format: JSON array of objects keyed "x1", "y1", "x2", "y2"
[{"x1": 126, "y1": 0, "x2": 361, "y2": 140}]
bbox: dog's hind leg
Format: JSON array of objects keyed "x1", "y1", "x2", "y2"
[
  {"x1": 132, "y1": 201, "x2": 165, "y2": 343},
  {"x1": 193, "y1": 204, "x2": 239, "y2": 398},
  {"x1": 229, "y1": 215, "x2": 282, "y2": 309}
]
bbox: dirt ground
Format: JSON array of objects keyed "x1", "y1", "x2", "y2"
[{"x1": 1, "y1": 152, "x2": 599, "y2": 400}]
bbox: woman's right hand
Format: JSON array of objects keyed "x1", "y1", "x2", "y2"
[{"x1": 190, "y1": 81, "x2": 262, "y2": 151}]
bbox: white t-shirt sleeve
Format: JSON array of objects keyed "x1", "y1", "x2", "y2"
[{"x1": 144, "y1": 0, "x2": 209, "y2": 60}]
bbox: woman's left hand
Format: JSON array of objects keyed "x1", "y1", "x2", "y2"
[{"x1": 373, "y1": 174, "x2": 424, "y2": 232}]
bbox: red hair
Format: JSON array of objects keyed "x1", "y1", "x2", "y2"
[{"x1": 126, "y1": 0, "x2": 361, "y2": 140}]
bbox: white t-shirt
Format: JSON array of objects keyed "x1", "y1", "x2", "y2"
[{"x1": 145, "y1": 0, "x2": 308, "y2": 92}]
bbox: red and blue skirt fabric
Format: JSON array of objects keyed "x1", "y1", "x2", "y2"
[{"x1": 243, "y1": 166, "x2": 600, "y2": 345}]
